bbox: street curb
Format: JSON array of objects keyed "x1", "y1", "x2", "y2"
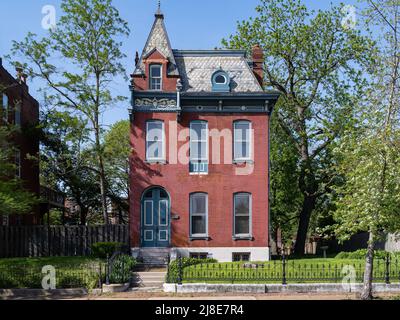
[
  {"x1": 0, "y1": 288, "x2": 88, "y2": 298},
  {"x1": 164, "y1": 283, "x2": 400, "y2": 294}
]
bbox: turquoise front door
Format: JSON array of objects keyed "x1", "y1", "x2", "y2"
[{"x1": 141, "y1": 188, "x2": 170, "y2": 248}]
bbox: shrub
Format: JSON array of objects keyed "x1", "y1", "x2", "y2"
[
  {"x1": 167, "y1": 257, "x2": 217, "y2": 283},
  {"x1": 108, "y1": 255, "x2": 137, "y2": 284},
  {"x1": 335, "y1": 249, "x2": 399, "y2": 260},
  {"x1": 91, "y1": 242, "x2": 125, "y2": 259}
]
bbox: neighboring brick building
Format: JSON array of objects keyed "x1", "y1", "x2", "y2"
[
  {"x1": 0, "y1": 58, "x2": 40, "y2": 225},
  {"x1": 129, "y1": 9, "x2": 279, "y2": 262}
]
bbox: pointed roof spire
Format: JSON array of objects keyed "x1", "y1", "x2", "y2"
[
  {"x1": 155, "y1": 0, "x2": 163, "y2": 18},
  {"x1": 133, "y1": 2, "x2": 179, "y2": 76}
]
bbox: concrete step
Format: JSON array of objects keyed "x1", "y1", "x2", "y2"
[{"x1": 132, "y1": 271, "x2": 167, "y2": 289}]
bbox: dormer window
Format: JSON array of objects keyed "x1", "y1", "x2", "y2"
[
  {"x1": 211, "y1": 70, "x2": 230, "y2": 92},
  {"x1": 149, "y1": 64, "x2": 162, "y2": 90}
]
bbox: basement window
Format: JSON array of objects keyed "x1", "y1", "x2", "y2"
[
  {"x1": 232, "y1": 253, "x2": 251, "y2": 262},
  {"x1": 190, "y1": 253, "x2": 209, "y2": 259}
]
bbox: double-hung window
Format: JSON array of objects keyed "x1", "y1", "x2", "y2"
[
  {"x1": 233, "y1": 193, "x2": 252, "y2": 238},
  {"x1": 190, "y1": 193, "x2": 208, "y2": 238},
  {"x1": 189, "y1": 121, "x2": 208, "y2": 174},
  {"x1": 234, "y1": 121, "x2": 252, "y2": 161},
  {"x1": 2, "y1": 94, "x2": 8, "y2": 122},
  {"x1": 149, "y1": 64, "x2": 162, "y2": 91},
  {"x1": 146, "y1": 120, "x2": 165, "y2": 162}
]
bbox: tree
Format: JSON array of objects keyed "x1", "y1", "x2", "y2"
[
  {"x1": 9, "y1": 0, "x2": 130, "y2": 224},
  {"x1": 222, "y1": 0, "x2": 374, "y2": 254},
  {"x1": 40, "y1": 108, "x2": 102, "y2": 225},
  {"x1": 269, "y1": 109, "x2": 302, "y2": 250},
  {"x1": 103, "y1": 120, "x2": 131, "y2": 224},
  {"x1": 0, "y1": 85, "x2": 38, "y2": 215},
  {"x1": 332, "y1": 0, "x2": 400, "y2": 300}
]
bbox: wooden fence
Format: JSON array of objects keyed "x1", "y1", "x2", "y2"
[{"x1": 0, "y1": 225, "x2": 130, "y2": 258}]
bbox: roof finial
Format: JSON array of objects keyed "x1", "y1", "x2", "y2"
[{"x1": 156, "y1": 0, "x2": 162, "y2": 15}]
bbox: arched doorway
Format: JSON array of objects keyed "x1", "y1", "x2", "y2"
[{"x1": 141, "y1": 187, "x2": 170, "y2": 248}]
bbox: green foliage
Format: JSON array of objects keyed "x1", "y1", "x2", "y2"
[
  {"x1": 9, "y1": 0, "x2": 130, "y2": 224},
  {"x1": 222, "y1": 0, "x2": 375, "y2": 253},
  {"x1": 167, "y1": 258, "x2": 217, "y2": 283},
  {"x1": 90, "y1": 242, "x2": 125, "y2": 259},
  {"x1": 109, "y1": 254, "x2": 136, "y2": 284},
  {"x1": 0, "y1": 257, "x2": 103, "y2": 289},
  {"x1": 335, "y1": 250, "x2": 400, "y2": 260},
  {"x1": 103, "y1": 120, "x2": 131, "y2": 223},
  {"x1": 0, "y1": 126, "x2": 38, "y2": 215}
]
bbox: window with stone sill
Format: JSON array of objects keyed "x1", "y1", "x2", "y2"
[{"x1": 149, "y1": 64, "x2": 162, "y2": 91}]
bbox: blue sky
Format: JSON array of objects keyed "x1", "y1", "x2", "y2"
[{"x1": 0, "y1": 0, "x2": 359, "y2": 127}]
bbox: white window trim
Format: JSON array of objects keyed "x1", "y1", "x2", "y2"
[
  {"x1": 190, "y1": 121, "x2": 209, "y2": 162},
  {"x1": 190, "y1": 193, "x2": 208, "y2": 238},
  {"x1": 233, "y1": 121, "x2": 252, "y2": 161},
  {"x1": 149, "y1": 64, "x2": 162, "y2": 91},
  {"x1": 146, "y1": 120, "x2": 166, "y2": 162},
  {"x1": 233, "y1": 193, "x2": 252, "y2": 238}
]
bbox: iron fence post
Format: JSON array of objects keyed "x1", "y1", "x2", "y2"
[
  {"x1": 106, "y1": 254, "x2": 110, "y2": 285},
  {"x1": 282, "y1": 253, "x2": 287, "y2": 285},
  {"x1": 385, "y1": 253, "x2": 391, "y2": 284},
  {"x1": 166, "y1": 254, "x2": 170, "y2": 283},
  {"x1": 98, "y1": 261, "x2": 103, "y2": 288},
  {"x1": 178, "y1": 255, "x2": 183, "y2": 285}
]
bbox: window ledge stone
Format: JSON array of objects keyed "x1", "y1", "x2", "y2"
[
  {"x1": 232, "y1": 236, "x2": 254, "y2": 241},
  {"x1": 146, "y1": 159, "x2": 167, "y2": 165},
  {"x1": 233, "y1": 160, "x2": 254, "y2": 165},
  {"x1": 190, "y1": 236, "x2": 210, "y2": 241}
]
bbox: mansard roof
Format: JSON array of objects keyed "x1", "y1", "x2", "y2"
[
  {"x1": 133, "y1": 12, "x2": 179, "y2": 76},
  {"x1": 173, "y1": 50, "x2": 263, "y2": 93}
]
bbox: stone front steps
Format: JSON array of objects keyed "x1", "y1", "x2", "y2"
[
  {"x1": 136, "y1": 248, "x2": 170, "y2": 267},
  {"x1": 132, "y1": 271, "x2": 167, "y2": 291}
]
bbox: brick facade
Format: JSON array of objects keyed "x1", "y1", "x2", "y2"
[
  {"x1": 129, "y1": 10, "x2": 279, "y2": 262},
  {"x1": 0, "y1": 58, "x2": 40, "y2": 225}
]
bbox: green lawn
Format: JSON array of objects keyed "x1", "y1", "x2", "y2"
[
  {"x1": 0, "y1": 256, "x2": 104, "y2": 289},
  {"x1": 180, "y1": 258, "x2": 400, "y2": 284}
]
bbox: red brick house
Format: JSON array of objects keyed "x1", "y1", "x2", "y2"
[
  {"x1": 0, "y1": 58, "x2": 40, "y2": 225},
  {"x1": 129, "y1": 9, "x2": 279, "y2": 262}
]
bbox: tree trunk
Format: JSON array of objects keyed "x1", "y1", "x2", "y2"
[
  {"x1": 293, "y1": 194, "x2": 316, "y2": 255},
  {"x1": 80, "y1": 207, "x2": 87, "y2": 226},
  {"x1": 361, "y1": 232, "x2": 375, "y2": 300}
]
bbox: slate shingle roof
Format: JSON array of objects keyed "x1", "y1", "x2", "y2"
[
  {"x1": 173, "y1": 51, "x2": 263, "y2": 93},
  {"x1": 134, "y1": 13, "x2": 263, "y2": 93},
  {"x1": 133, "y1": 14, "x2": 178, "y2": 76}
]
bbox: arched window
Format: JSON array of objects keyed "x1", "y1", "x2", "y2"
[
  {"x1": 149, "y1": 64, "x2": 162, "y2": 90},
  {"x1": 146, "y1": 120, "x2": 165, "y2": 161},
  {"x1": 234, "y1": 121, "x2": 252, "y2": 161},
  {"x1": 190, "y1": 193, "x2": 208, "y2": 238},
  {"x1": 233, "y1": 193, "x2": 252, "y2": 237},
  {"x1": 211, "y1": 70, "x2": 230, "y2": 92}
]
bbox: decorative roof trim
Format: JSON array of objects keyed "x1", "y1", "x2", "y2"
[
  {"x1": 173, "y1": 50, "x2": 247, "y2": 57},
  {"x1": 133, "y1": 14, "x2": 179, "y2": 76}
]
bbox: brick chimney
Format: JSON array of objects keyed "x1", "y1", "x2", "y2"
[{"x1": 252, "y1": 44, "x2": 264, "y2": 87}]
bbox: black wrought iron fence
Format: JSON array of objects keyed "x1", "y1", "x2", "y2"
[
  {"x1": 167, "y1": 254, "x2": 400, "y2": 284},
  {"x1": 0, "y1": 262, "x2": 105, "y2": 289}
]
